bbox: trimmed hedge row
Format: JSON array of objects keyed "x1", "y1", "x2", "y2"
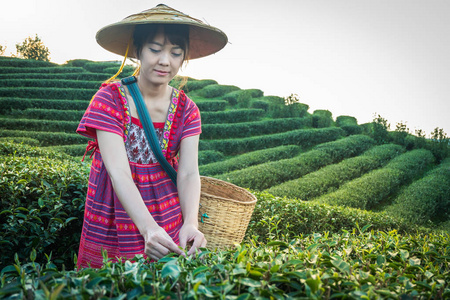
[
  {"x1": 312, "y1": 109, "x2": 334, "y2": 128},
  {"x1": 196, "y1": 84, "x2": 240, "y2": 98},
  {"x1": 0, "y1": 119, "x2": 78, "y2": 133},
  {"x1": 216, "y1": 134, "x2": 375, "y2": 190},
  {"x1": 0, "y1": 129, "x2": 88, "y2": 146},
  {"x1": 0, "y1": 67, "x2": 85, "y2": 74},
  {"x1": 336, "y1": 115, "x2": 358, "y2": 127},
  {"x1": 201, "y1": 127, "x2": 345, "y2": 156},
  {"x1": 0, "y1": 56, "x2": 57, "y2": 68},
  {"x1": 198, "y1": 150, "x2": 225, "y2": 165},
  {"x1": 0, "y1": 87, "x2": 97, "y2": 100},
  {"x1": 222, "y1": 89, "x2": 264, "y2": 106},
  {"x1": 9, "y1": 108, "x2": 84, "y2": 121},
  {"x1": 0, "y1": 79, "x2": 102, "y2": 89},
  {"x1": 267, "y1": 143, "x2": 406, "y2": 200},
  {"x1": 0, "y1": 98, "x2": 88, "y2": 114},
  {"x1": 316, "y1": 149, "x2": 436, "y2": 210},
  {"x1": 0, "y1": 141, "x2": 74, "y2": 160},
  {"x1": 199, "y1": 145, "x2": 301, "y2": 176},
  {"x1": 182, "y1": 79, "x2": 218, "y2": 92},
  {"x1": 0, "y1": 72, "x2": 110, "y2": 81},
  {"x1": 386, "y1": 158, "x2": 450, "y2": 225},
  {"x1": 195, "y1": 100, "x2": 227, "y2": 112},
  {"x1": 201, "y1": 109, "x2": 265, "y2": 124},
  {"x1": 47, "y1": 144, "x2": 88, "y2": 157},
  {"x1": 201, "y1": 117, "x2": 312, "y2": 140},
  {"x1": 0, "y1": 137, "x2": 40, "y2": 146}
]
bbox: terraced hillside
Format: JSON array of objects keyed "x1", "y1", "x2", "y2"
[{"x1": 0, "y1": 56, "x2": 449, "y2": 233}]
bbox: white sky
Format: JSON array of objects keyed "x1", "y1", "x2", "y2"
[{"x1": 1, "y1": 0, "x2": 449, "y2": 136}]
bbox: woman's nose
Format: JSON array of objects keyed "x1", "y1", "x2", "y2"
[{"x1": 158, "y1": 51, "x2": 170, "y2": 65}]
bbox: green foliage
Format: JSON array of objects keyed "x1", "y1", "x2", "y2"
[
  {"x1": 386, "y1": 158, "x2": 450, "y2": 225},
  {"x1": 267, "y1": 144, "x2": 406, "y2": 200},
  {"x1": 202, "y1": 127, "x2": 344, "y2": 156},
  {"x1": 197, "y1": 84, "x2": 240, "y2": 98},
  {"x1": 195, "y1": 100, "x2": 227, "y2": 112},
  {"x1": 198, "y1": 150, "x2": 225, "y2": 165},
  {"x1": 0, "y1": 98, "x2": 88, "y2": 114},
  {"x1": 223, "y1": 89, "x2": 263, "y2": 106},
  {"x1": 0, "y1": 129, "x2": 88, "y2": 146},
  {"x1": 336, "y1": 115, "x2": 358, "y2": 127},
  {"x1": 430, "y1": 127, "x2": 450, "y2": 162},
  {"x1": 0, "y1": 56, "x2": 56, "y2": 68},
  {"x1": 199, "y1": 145, "x2": 301, "y2": 176},
  {"x1": 312, "y1": 109, "x2": 334, "y2": 128},
  {"x1": 316, "y1": 149, "x2": 436, "y2": 210},
  {"x1": 0, "y1": 78, "x2": 101, "y2": 89},
  {"x1": 217, "y1": 134, "x2": 374, "y2": 189},
  {"x1": 0, "y1": 66, "x2": 85, "y2": 74},
  {"x1": 201, "y1": 117, "x2": 312, "y2": 140},
  {"x1": 201, "y1": 109, "x2": 265, "y2": 124},
  {"x1": 8, "y1": 108, "x2": 84, "y2": 122},
  {"x1": 368, "y1": 114, "x2": 391, "y2": 144},
  {"x1": 267, "y1": 95, "x2": 310, "y2": 118},
  {"x1": 15, "y1": 34, "x2": 51, "y2": 61},
  {"x1": 0, "y1": 137, "x2": 40, "y2": 146},
  {"x1": 0, "y1": 152, "x2": 88, "y2": 269},
  {"x1": 0, "y1": 87, "x2": 96, "y2": 100}
]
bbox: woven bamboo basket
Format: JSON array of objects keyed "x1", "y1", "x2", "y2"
[{"x1": 198, "y1": 176, "x2": 257, "y2": 250}]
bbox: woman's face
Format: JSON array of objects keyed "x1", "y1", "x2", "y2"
[{"x1": 138, "y1": 30, "x2": 185, "y2": 87}]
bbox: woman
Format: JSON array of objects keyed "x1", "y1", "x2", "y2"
[{"x1": 76, "y1": 4, "x2": 227, "y2": 268}]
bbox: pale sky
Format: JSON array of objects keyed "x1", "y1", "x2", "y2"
[{"x1": 1, "y1": 0, "x2": 449, "y2": 136}]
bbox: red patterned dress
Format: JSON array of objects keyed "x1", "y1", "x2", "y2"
[{"x1": 76, "y1": 82, "x2": 201, "y2": 269}]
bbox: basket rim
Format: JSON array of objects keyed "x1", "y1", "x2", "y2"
[{"x1": 200, "y1": 176, "x2": 257, "y2": 205}]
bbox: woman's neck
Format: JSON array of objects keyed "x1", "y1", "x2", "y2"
[{"x1": 136, "y1": 75, "x2": 171, "y2": 102}]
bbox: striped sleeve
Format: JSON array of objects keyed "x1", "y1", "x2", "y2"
[
  {"x1": 77, "y1": 85, "x2": 126, "y2": 140},
  {"x1": 181, "y1": 98, "x2": 201, "y2": 140}
]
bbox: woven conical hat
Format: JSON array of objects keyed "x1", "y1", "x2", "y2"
[{"x1": 96, "y1": 4, "x2": 228, "y2": 60}]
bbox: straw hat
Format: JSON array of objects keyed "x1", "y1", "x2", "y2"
[{"x1": 96, "y1": 4, "x2": 228, "y2": 60}]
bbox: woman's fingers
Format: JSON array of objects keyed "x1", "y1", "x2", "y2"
[{"x1": 144, "y1": 227, "x2": 184, "y2": 260}]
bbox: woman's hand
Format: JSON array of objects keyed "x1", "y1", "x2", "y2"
[
  {"x1": 179, "y1": 223, "x2": 207, "y2": 256},
  {"x1": 142, "y1": 225, "x2": 185, "y2": 261}
]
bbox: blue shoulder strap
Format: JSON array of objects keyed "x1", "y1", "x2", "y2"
[{"x1": 121, "y1": 76, "x2": 178, "y2": 187}]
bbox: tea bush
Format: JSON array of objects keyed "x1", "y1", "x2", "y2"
[
  {"x1": 201, "y1": 117, "x2": 312, "y2": 140},
  {"x1": 336, "y1": 115, "x2": 358, "y2": 127},
  {"x1": 316, "y1": 149, "x2": 436, "y2": 210},
  {"x1": 0, "y1": 56, "x2": 56, "y2": 68},
  {"x1": 0, "y1": 129, "x2": 88, "y2": 146},
  {"x1": 0, "y1": 67, "x2": 84, "y2": 74},
  {"x1": 9, "y1": 108, "x2": 84, "y2": 121},
  {"x1": 386, "y1": 158, "x2": 450, "y2": 225},
  {"x1": 195, "y1": 100, "x2": 227, "y2": 112},
  {"x1": 0, "y1": 119, "x2": 78, "y2": 133},
  {"x1": 0, "y1": 87, "x2": 96, "y2": 100},
  {"x1": 199, "y1": 145, "x2": 301, "y2": 176},
  {"x1": 198, "y1": 150, "x2": 225, "y2": 165},
  {"x1": 201, "y1": 109, "x2": 265, "y2": 124},
  {"x1": 217, "y1": 134, "x2": 375, "y2": 189},
  {"x1": 0, "y1": 154, "x2": 88, "y2": 269},
  {"x1": 49, "y1": 144, "x2": 89, "y2": 157},
  {"x1": 267, "y1": 144, "x2": 405, "y2": 200},
  {"x1": 0, "y1": 72, "x2": 109, "y2": 81},
  {"x1": 0, "y1": 79, "x2": 101, "y2": 89},
  {"x1": 202, "y1": 127, "x2": 344, "y2": 156},
  {"x1": 197, "y1": 84, "x2": 240, "y2": 98},
  {"x1": 0, "y1": 137, "x2": 40, "y2": 146},
  {"x1": 312, "y1": 109, "x2": 334, "y2": 128},
  {"x1": 0, "y1": 98, "x2": 88, "y2": 113}
]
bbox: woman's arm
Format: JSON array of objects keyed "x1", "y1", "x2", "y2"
[
  {"x1": 176, "y1": 134, "x2": 206, "y2": 255},
  {"x1": 96, "y1": 129, "x2": 184, "y2": 260}
]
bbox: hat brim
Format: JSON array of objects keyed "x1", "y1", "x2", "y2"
[{"x1": 96, "y1": 9, "x2": 228, "y2": 60}]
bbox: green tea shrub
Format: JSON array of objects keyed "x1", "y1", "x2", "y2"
[
  {"x1": 184, "y1": 79, "x2": 217, "y2": 92},
  {"x1": 223, "y1": 89, "x2": 264, "y2": 106},
  {"x1": 49, "y1": 144, "x2": 89, "y2": 157},
  {"x1": 267, "y1": 144, "x2": 405, "y2": 200},
  {"x1": 316, "y1": 149, "x2": 435, "y2": 210},
  {"x1": 10, "y1": 108, "x2": 84, "y2": 121},
  {"x1": 268, "y1": 96, "x2": 310, "y2": 118},
  {"x1": 0, "y1": 67, "x2": 84, "y2": 74},
  {"x1": 197, "y1": 84, "x2": 240, "y2": 98},
  {"x1": 0, "y1": 79, "x2": 101, "y2": 89},
  {"x1": 1, "y1": 119, "x2": 78, "y2": 133},
  {"x1": 386, "y1": 158, "x2": 450, "y2": 225},
  {"x1": 195, "y1": 100, "x2": 227, "y2": 112},
  {"x1": 201, "y1": 109, "x2": 265, "y2": 124},
  {"x1": 250, "y1": 100, "x2": 270, "y2": 111},
  {"x1": 336, "y1": 115, "x2": 358, "y2": 127},
  {"x1": 103, "y1": 66, "x2": 135, "y2": 77},
  {"x1": 203, "y1": 127, "x2": 345, "y2": 156},
  {"x1": 198, "y1": 150, "x2": 225, "y2": 165},
  {"x1": 201, "y1": 117, "x2": 312, "y2": 140},
  {"x1": 0, "y1": 56, "x2": 56, "y2": 68},
  {"x1": 340, "y1": 125, "x2": 362, "y2": 136},
  {"x1": 83, "y1": 61, "x2": 121, "y2": 73},
  {"x1": 0, "y1": 72, "x2": 109, "y2": 81},
  {"x1": 0, "y1": 137, "x2": 40, "y2": 147},
  {"x1": 0, "y1": 154, "x2": 88, "y2": 269},
  {"x1": 0, "y1": 87, "x2": 96, "y2": 100},
  {"x1": 312, "y1": 109, "x2": 334, "y2": 128},
  {"x1": 64, "y1": 59, "x2": 93, "y2": 67},
  {"x1": 0, "y1": 129, "x2": 88, "y2": 146},
  {"x1": 0, "y1": 98, "x2": 88, "y2": 114},
  {"x1": 217, "y1": 134, "x2": 374, "y2": 189},
  {"x1": 199, "y1": 145, "x2": 301, "y2": 176},
  {"x1": 0, "y1": 141, "x2": 74, "y2": 160}
]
